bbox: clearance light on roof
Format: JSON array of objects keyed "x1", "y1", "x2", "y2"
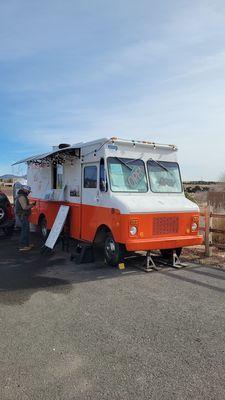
[{"x1": 111, "y1": 137, "x2": 118, "y2": 145}]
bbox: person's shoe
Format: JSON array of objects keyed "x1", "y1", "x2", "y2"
[{"x1": 19, "y1": 246, "x2": 32, "y2": 252}]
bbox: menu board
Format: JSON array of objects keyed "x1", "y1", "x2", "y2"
[{"x1": 45, "y1": 205, "x2": 70, "y2": 249}]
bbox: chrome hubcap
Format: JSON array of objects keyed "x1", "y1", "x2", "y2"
[
  {"x1": 41, "y1": 221, "x2": 47, "y2": 236},
  {"x1": 106, "y1": 239, "x2": 116, "y2": 255}
]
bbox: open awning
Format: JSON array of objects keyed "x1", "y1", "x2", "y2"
[{"x1": 12, "y1": 145, "x2": 80, "y2": 166}]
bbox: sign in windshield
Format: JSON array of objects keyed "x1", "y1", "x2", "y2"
[
  {"x1": 147, "y1": 160, "x2": 182, "y2": 193},
  {"x1": 107, "y1": 157, "x2": 148, "y2": 192}
]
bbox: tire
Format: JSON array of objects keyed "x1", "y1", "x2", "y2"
[
  {"x1": 104, "y1": 232, "x2": 125, "y2": 266},
  {"x1": 160, "y1": 247, "x2": 182, "y2": 259},
  {"x1": 0, "y1": 206, "x2": 7, "y2": 224},
  {"x1": 39, "y1": 216, "x2": 49, "y2": 239}
]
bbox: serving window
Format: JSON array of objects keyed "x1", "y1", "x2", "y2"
[
  {"x1": 52, "y1": 164, "x2": 63, "y2": 189},
  {"x1": 84, "y1": 166, "x2": 97, "y2": 188}
]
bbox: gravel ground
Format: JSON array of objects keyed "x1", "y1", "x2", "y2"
[{"x1": 0, "y1": 232, "x2": 225, "y2": 400}]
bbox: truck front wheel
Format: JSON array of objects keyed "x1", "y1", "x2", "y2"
[{"x1": 104, "y1": 233, "x2": 125, "y2": 267}]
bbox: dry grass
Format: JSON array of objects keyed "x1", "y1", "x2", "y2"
[{"x1": 193, "y1": 191, "x2": 207, "y2": 207}]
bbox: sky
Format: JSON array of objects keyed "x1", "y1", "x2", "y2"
[{"x1": 0, "y1": 0, "x2": 225, "y2": 180}]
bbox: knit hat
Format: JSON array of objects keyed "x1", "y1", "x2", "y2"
[{"x1": 22, "y1": 185, "x2": 31, "y2": 192}]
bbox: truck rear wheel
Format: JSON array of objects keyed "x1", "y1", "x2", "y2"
[
  {"x1": 160, "y1": 247, "x2": 182, "y2": 259},
  {"x1": 104, "y1": 233, "x2": 124, "y2": 267},
  {"x1": 39, "y1": 216, "x2": 49, "y2": 239}
]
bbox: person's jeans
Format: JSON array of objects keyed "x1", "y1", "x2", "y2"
[{"x1": 19, "y1": 216, "x2": 30, "y2": 247}]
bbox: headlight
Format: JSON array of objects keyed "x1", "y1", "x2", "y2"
[
  {"x1": 130, "y1": 226, "x2": 138, "y2": 236},
  {"x1": 191, "y1": 222, "x2": 198, "y2": 232}
]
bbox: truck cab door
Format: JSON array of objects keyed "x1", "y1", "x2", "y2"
[{"x1": 81, "y1": 163, "x2": 99, "y2": 240}]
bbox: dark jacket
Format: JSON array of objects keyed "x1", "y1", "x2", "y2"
[{"x1": 15, "y1": 190, "x2": 31, "y2": 219}]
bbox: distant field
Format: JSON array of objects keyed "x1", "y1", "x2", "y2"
[
  {"x1": 184, "y1": 182, "x2": 225, "y2": 207},
  {"x1": 183, "y1": 182, "x2": 225, "y2": 193}
]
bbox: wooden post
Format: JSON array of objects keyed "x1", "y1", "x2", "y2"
[{"x1": 205, "y1": 205, "x2": 213, "y2": 257}]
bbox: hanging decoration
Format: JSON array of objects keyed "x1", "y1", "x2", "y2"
[{"x1": 27, "y1": 151, "x2": 77, "y2": 168}]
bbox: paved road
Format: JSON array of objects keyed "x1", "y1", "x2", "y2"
[{"x1": 0, "y1": 232, "x2": 225, "y2": 400}]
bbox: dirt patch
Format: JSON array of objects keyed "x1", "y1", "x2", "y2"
[{"x1": 182, "y1": 245, "x2": 225, "y2": 269}]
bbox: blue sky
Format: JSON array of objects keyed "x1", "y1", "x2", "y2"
[{"x1": 0, "y1": 0, "x2": 225, "y2": 180}]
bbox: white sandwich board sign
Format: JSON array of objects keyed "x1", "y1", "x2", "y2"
[{"x1": 45, "y1": 205, "x2": 70, "y2": 249}]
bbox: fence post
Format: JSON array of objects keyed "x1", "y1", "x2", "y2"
[{"x1": 205, "y1": 205, "x2": 213, "y2": 257}]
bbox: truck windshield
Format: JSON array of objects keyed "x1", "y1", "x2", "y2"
[
  {"x1": 107, "y1": 157, "x2": 148, "y2": 192},
  {"x1": 147, "y1": 160, "x2": 182, "y2": 193}
]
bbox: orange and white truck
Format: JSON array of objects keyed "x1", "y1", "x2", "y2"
[{"x1": 14, "y1": 137, "x2": 203, "y2": 265}]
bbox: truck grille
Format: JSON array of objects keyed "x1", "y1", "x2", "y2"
[{"x1": 153, "y1": 216, "x2": 179, "y2": 235}]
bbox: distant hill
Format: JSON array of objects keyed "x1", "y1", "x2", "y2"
[{"x1": 0, "y1": 174, "x2": 27, "y2": 180}]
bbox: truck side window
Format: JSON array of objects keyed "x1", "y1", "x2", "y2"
[
  {"x1": 84, "y1": 166, "x2": 97, "y2": 188},
  {"x1": 100, "y1": 158, "x2": 108, "y2": 192}
]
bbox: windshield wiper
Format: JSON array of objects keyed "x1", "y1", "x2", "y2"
[
  {"x1": 115, "y1": 157, "x2": 133, "y2": 171},
  {"x1": 149, "y1": 158, "x2": 173, "y2": 175}
]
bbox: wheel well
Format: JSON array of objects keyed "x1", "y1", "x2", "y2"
[
  {"x1": 93, "y1": 225, "x2": 111, "y2": 245},
  {"x1": 38, "y1": 213, "x2": 46, "y2": 225}
]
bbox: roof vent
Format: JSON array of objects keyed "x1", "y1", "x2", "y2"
[{"x1": 58, "y1": 143, "x2": 71, "y2": 149}]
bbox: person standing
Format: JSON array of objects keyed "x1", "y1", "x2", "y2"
[{"x1": 15, "y1": 185, "x2": 36, "y2": 251}]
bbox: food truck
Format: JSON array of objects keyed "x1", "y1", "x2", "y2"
[{"x1": 14, "y1": 137, "x2": 203, "y2": 265}]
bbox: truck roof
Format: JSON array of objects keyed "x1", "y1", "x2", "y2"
[
  {"x1": 13, "y1": 137, "x2": 177, "y2": 165},
  {"x1": 72, "y1": 137, "x2": 177, "y2": 150}
]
